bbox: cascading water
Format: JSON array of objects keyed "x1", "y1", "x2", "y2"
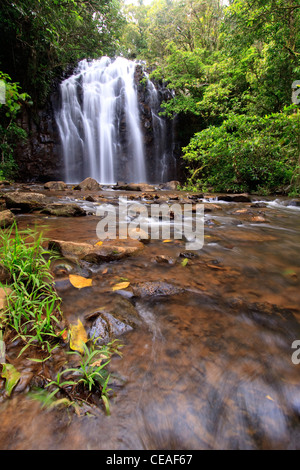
[
  {"x1": 145, "y1": 77, "x2": 176, "y2": 183},
  {"x1": 56, "y1": 57, "x2": 175, "y2": 185}
]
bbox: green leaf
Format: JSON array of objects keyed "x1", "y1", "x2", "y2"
[{"x1": 1, "y1": 363, "x2": 21, "y2": 396}]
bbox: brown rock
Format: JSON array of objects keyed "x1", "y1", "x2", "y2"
[
  {"x1": 160, "y1": 181, "x2": 180, "y2": 190},
  {"x1": 44, "y1": 181, "x2": 68, "y2": 191},
  {"x1": 73, "y1": 177, "x2": 101, "y2": 191},
  {"x1": 49, "y1": 238, "x2": 144, "y2": 263},
  {"x1": 0, "y1": 286, "x2": 12, "y2": 310},
  {"x1": 41, "y1": 203, "x2": 86, "y2": 217},
  {"x1": 132, "y1": 281, "x2": 183, "y2": 297},
  {"x1": 0, "y1": 209, "x2": 15, "y2": 228},
  {"x1": 4, "y1": 192, "x2": 47, "y2": 212}
]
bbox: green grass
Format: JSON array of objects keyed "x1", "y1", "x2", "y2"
[
  {"x1": 0, "y1": 223, "x2": 63, "y2": 356},
  {"x1": 0, "y1": 223, "x2": 123, "y2": 414}
]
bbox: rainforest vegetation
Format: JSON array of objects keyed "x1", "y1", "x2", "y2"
[{"x1": 0, "y1": 0, "x2": 300, "y2": 194}]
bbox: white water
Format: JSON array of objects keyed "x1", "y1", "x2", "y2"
[{"x1": 56, "y1": 57, "x2": 147, "y2": 184}]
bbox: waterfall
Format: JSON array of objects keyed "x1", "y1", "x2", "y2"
[
  {"x1": 56, "y1": 56, "x2": 177, "y2": 185},
  {"x1": 56, "y1": 57, "x2": 147, "y2": 184},
  {"x1": 145, "y1": 76, "x2": 174, "y2": 183}
]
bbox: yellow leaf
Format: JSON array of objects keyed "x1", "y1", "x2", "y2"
[
  {"x1": 112, "y1": 281, "x2": 130, "y2": 291},
  {"x1": 69, "y1": 319, "x2": 88, "y2": 354},
  {"x1": 266, "y1": 395, "x2": 275, "y2": 402},
  {"x1": 163, "y1": 239, "x2": 172, "y2": 243},
  {"x1": 95, "y1": 241, "x2": 103, "y2": 246},
  {"x1": 69, "y1": 274, "x2": 92, "y2": 289}
]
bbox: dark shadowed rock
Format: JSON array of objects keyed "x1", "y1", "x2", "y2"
[
  {"x1": 289, "y1": 199, "x2": 300, "y2": 207},
  {"x1": 0, "y1": 264, "x2": 11, "y2": 284},
  {"x1": 114, "y1": 183, "x2": 155, "y2": 192},
  {"x1": 84, "y1": 295, "x2": 142, "y2": 344},
  {"x1": 217, "y1": 194, "x2": 251, "y2": 203}
]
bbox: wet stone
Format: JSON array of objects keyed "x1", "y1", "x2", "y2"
[
  {"x1": 44, "y1": 181, "x2": 68, "y2": 191},
  {"x1": 41, "y1": 203, "x2": 86, "y2": 217},
  {"x1": 84, "y1": 295, "x2": 142, "y2": 343},
  {"x1": 4, "y1": 192, "x2": 47, "y2": 212},
  {"x1": 132, "y1": 281, "x2": 183, "y2": 298},
  {"x1": 73, "y1": 177, "x2": 101, "y2": 191},
  {"x1": 0, "y1": 209, "x2": 15, "y2": 228}
]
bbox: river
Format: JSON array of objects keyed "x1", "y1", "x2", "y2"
[{"x1": 0, "y1": 185, "x2": 299, "y2": 450}]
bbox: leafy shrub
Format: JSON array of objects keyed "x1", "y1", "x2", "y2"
[{"x1": 182, "y1": 108, "x2": 299, "y2": 194}]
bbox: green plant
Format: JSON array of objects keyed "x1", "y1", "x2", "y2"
[
  {"x1": 46, "y1": 338, "x2": 123, "y2": 415},
  {"x1": 182, "y1": 110, "x2": 299, "y2": 194},
  {"x1": 0, "y1": 223, "x2": 63, "y2": 355}
]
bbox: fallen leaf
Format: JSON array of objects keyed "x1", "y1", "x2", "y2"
[
  {"x1": 112, "y1": 281, "x2": 130, "y2": 291},
  {"x1": 69, "y1": 319, "x2": 88, "y2": 354},
  {"x1": 266, "y1": 395, "x2": 275, "y2": 402},
  {"x1": 1, "y1": 363, "x2": 20, "y2": 396},
  {"x1": 69, "y1": 274, "x2": 92, "y2": 289},
  {"x1": 181, "y1": 258, "x2": 189, "y2": 267},
  {"x1": 206, "y1": 264, "x2": 226, "y2": 270},
  {"x1": 95, "y1": 241, "x2": 103, "y2": 246},
  {"x1": 163, "y1": 239, "x2": 172, "y2": 243}
]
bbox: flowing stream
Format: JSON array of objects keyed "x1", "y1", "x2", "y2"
[{"x1": 0, "y1": 186, "x2": 299, "y2": 450}]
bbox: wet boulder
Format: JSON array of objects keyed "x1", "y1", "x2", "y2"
[
  {"x1": 159, "y1": 181, "x2": 180, "y2": 191},
  {"x1": 41, "y1": 203, "x2": 86, "y2": 217},
  {"x1": 217, "y1": 194, "x2": 251, "y2": 203},
  {"x1": 84, "y1": 295, "x2": 142, "y2": 344},
  {"x1": 4, "y1": 192, "x2": 47, "y2": 212},
  {"x1": 132, "y1": 281, "x2": 183, "y2": 298},
  {"x1": 0, "y1": 209, "x2": 15, "y2": 228},
  {"x1": 73, "y1": 177, "x2": 101, "y2": 191},
  {"x1": 44, "y1": 181, "x2": 68, "y2": 191},
  {"x1": 48, "y1": 238, "x2": 144, "y2": 263},
  {"x1": 289, "y1": 199, "x2": 300, "y2": 207}
]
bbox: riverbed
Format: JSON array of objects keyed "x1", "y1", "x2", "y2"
[{"x1": 0, "y1": 185, "x2": 299, "y2": 450}]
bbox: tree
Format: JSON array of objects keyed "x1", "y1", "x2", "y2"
[{"x1": 0, "y1": 0, "x2": 125, "y2": 105}]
